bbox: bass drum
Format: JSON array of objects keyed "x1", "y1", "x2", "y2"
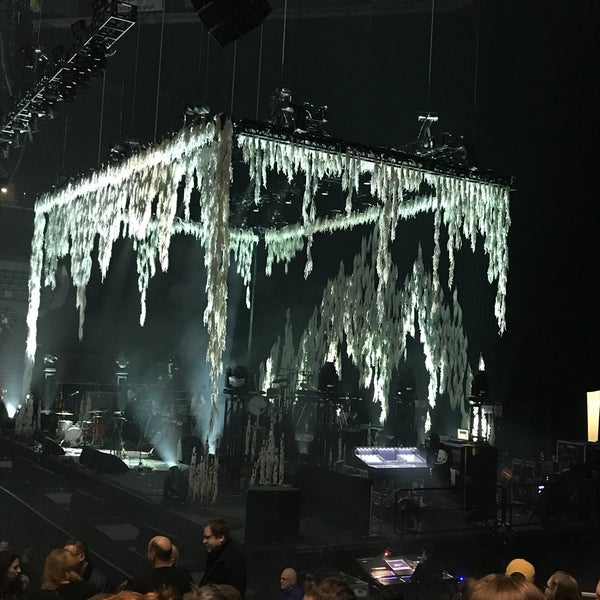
[{"x1": 63, "y1": 425, "x2": 83, "y2": 448}]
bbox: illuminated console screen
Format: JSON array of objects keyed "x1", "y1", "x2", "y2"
[{"x1": 355, "y1": 447, "x2": 427, "y2": 469}]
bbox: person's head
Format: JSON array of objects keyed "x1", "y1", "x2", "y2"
[
  {"x1": 202, "y1": 518, "x2": 230, "y2": 554},
  {"x1": 42, "y1": 548, "x2": 82, "y2": 590},
  {"x1": 464, "y1": 574, "x2": 544, "y2": 600},
  {"x1": 215, "y1": 585, "x2": 240, "y2": 600},
  {"x1": 147, "y1": 536, "x2": 173, "y2": 567},
  {"x1": 0, "y1": 551, "x2": 21, "y2": 586},
  {"x1": 544, "y1": 571, "x2": 579, "y2": 600},
  {"x1": 314, "y1": 576, "x2": 355, "y2": 600},
  {"x1": 170, "y1": 545, "x2": 179, "y2": 566},
  {"x1": 64, "y1": 540, "x2": 88, "y2": 571},
  {"x1": 280, "y1": 568, "x2": 297, "y2": 591},
  {"x1": 505, "y1": 559, "x2": 536, "y2": 583},
  {"x1": 183, "y1": 584, "x2": 227, "y2": 600}
]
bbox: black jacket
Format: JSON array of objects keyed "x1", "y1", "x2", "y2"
[
  {"x1": 125, "y1": 565, "x2": 193, "y2": 599},
  {"x1": 200, "y1": 539, "x2": 247, "y2": 597}
]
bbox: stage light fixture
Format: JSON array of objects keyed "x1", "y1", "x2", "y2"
[
  {"x1": 227, "y1": 365, "x2": 248, "y2": 389},
  {"x1": 587, "y1": 390, "x2": 600, "y2": 442}
]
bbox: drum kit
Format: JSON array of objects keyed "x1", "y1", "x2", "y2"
[{"x1": 55, "y1": 409, "x2": 128, "y2": 451}]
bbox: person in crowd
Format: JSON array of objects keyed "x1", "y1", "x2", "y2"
[
  {"x1": 463, "y1": 573, "x2": 543, "y2": 600},
  {"x1": 544, "y1": 571, "x2": 580, "y2": 600},
  {"x1": 505, "y1": 558, "x2": 536, "y2": 583},
  {"x1": 302, "y1": 577, "x2": 353, "y2": 600},
  {"x1": 199, "y1": 519, "x2": 246, "y2": 598},
  {"x1": 36, "y1": 548, "x2": 98, "y2": 600},
  {"x1": 168, "y1": 548, "x2": 179, "y2": 568},
  {"x1": 213, "y1": 586, "x2": 238, "y2": 600},
  {"x1": 0, "y1": 551, "x2": 28, "y2": 600},
  {"x1": 280, "y1": 568, "x2": 303, "y2": 600},
  {"x1": 124, "y1": 536, "x2": 192, "y2": 599},
  {"x1": 64, "y1": 540, "x2": 110, "y2": 592},
  {"x1": 183, "y1": 585, "x2": 226, "y2": 600}
]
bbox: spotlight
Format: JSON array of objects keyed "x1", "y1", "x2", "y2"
[
  {"x1": 227, "y1": 365, "x2": 248, "y2": 390},
  {"x1": 318, "y1": 362, "x2": 338, "y2": 392},
  {"x1": 115, "y1": 355, "x2": 129, "y2": 370},
  {"x1": 43, "y1": 353, "x2": 57, "y2": 366}
]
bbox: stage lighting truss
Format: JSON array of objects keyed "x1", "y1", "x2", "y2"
[
  {"x1": 20, "y1": 115, "x2": 512, "y2": 436},
  {"x1": 0, "y1": 1, "x2": 137, "y2": 154}
]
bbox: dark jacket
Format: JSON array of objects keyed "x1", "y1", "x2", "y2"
[
  {"x1": 200, "y1": 539, "x2": 247, "y2": 597},
  {"x1": 34, "y1": 581, "x2": 98, "y2": 600},
  {"x1": 281, "y1": 585, "x2": 304, "y2": 600},
  {"x1": 125, "y1": 566, "x2": 193, "y2": 599},
  {"x1": 81, "y1": 562, "x2": 109, "y2": 593}
]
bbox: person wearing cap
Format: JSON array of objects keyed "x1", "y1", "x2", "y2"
[{"x1": 505, "y1": 558, "x2": 535, "y2": 583}]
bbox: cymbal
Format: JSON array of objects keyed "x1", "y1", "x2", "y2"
[
  {"x1": 89, "y1": 409, "x2": 105, "y2": 414},
  {"x1": 55, "y1": 411, "x2": 73, "y2": 417}
]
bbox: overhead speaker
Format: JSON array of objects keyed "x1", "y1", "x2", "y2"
[
  {"x1": 190, "y1": 0, "x2": 272, "y2": 47},
  {"x1": 79, "y1": 446, "x2": 129, "y2": 474}
]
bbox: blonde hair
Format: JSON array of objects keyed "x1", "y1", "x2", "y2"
[{"x1": 41, "y1": 549, "x2": 82, "y2": 590}]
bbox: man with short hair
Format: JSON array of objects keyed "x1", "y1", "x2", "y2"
[
  {"x1": 126, "y1": 535, "x2": 193, "y2": 598},
  {"x1": 199, "y1": 518, "x2": 247, "y2": 597},
  {"x1": 280, "y1": 568, "x2": 303, "y2": 600},
  {"x1": 64, "y1": 539, "x2": 109, "y2": 592}
]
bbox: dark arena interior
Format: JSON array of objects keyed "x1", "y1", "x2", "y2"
[{"x1": 0, "y1": 1, "x2": 599, "y2": 600}]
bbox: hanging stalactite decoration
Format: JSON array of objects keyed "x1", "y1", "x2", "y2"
[
  {"x1": 22, "y1": 117, "x2": 233, "y2": 432},
  {"x1": 21, "y1": 119, "x2": 509, "y2": 438},
  {"x1": 238, "y1": 132, "x2": 510, "y2": 332},
  {"x1": 260, "y1": 233, "x2": 471, "y2": 425}
]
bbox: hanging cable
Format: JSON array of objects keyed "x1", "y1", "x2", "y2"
[
  {"x1": 255, "y1": 24, "x2": 264, "y2": 120},
  {"x1": 97, "y1": 69, "x2": 106, "y2": 167},
  {"x1": 280, "y1": 0, "x2": 288, "y2": 84},
  {"x1": 426, "y1": 0, "x2": 435, "y2": 109},
  {"x1": 36, "y1": 0, "x2": 43, "y2": 45},
  {"x1": 472, "y1": 0, "x2": 481, "y2": 143},
  {"x1": 204, "y1": 34, "x2": 210, "y2": 101},
  {"x1": 230, "y1": 41, "x2": 237, "y2": 116},
  {"x1": 119, "y1": 80, "x2": 125, "y2": 137},
  {"x1": 130, "y1": 14, "x2": 142, "y2": 132},
  {"x1": 153, "y1": 1, "x2": 167, "y2": 142}
]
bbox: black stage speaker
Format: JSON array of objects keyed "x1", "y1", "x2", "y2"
[
  {"x1": 79, "y1": 446, "x2": 129, "y2": 474},
  {"x1": 190, "y1": 0, "x2": 272, "y2": 47},
  {"x1": 245, "y1": 485, "x2": 300, "y2": 545}
]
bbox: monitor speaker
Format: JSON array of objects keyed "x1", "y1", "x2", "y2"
[
  {"x1": 190, "y1": 0, "x2": 272, "y2": 47},
  {"x1": 245, "y1": 485, "x2": 300, "y2": 545},
  {"x1": 79, "y1": 446, "x2": 129, "y2": 474}
]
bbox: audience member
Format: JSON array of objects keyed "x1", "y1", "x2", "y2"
[
  {"x1": 0, "y1": 551, "x2": 28, "y2": 600},
  {"x1": 464, "y1": 573, "x2": 544, "y2": 600},
  {"x1": 305, "y1": 577, "x2": 354, "y2": 600},
  {"x1": 183, "y1": 585, "x2": 226, "y2": 600},
  {"x1": 125, "y1": 536, "x2": 192, "y2": 599},
  {"x1": 199, "y1": 519, "x2": 246, "y2": 597},
  {"x1": 506, "y1": 559, "x2": 536, "y2": 583},
  {"x1": 64, "y1": 540, "x2": 110, "y2": 592},
  {"x1": 544, "y1": 571, "x2": 579, "y2": 600},
  {"x1": 213, "y1": 586, "x2": 239, "y2": 600},
  {"x1": 280, "y1": 569, "x2": 303, "y2": 600},
  {"x1": 36, "y1": 548, "x2": 98, "y2": 600}
]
